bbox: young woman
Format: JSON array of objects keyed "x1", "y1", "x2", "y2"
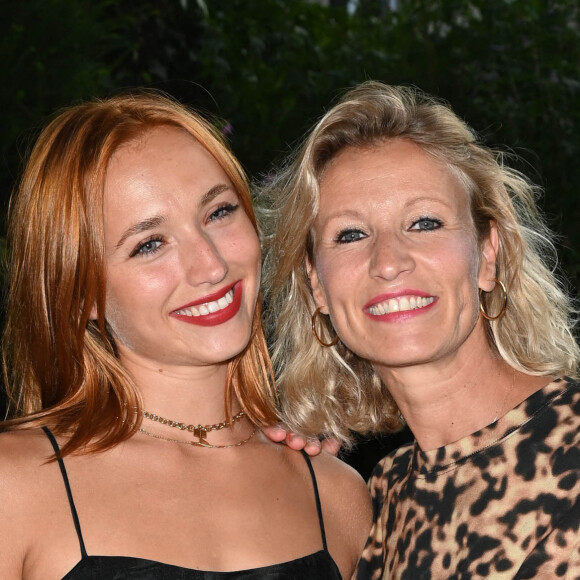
[
  {"x1": 0, "y1": 92, "x2": 371, "y2": 579},
  {"x1": 264, "y1": 82, "x2": 580, "y2": 578}
]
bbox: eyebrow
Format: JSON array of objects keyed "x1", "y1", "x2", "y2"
[
  {"x1": 403, "y1": 195, "x2": 453, "y2": 209},
  {"x1": 319, "y1": 195, "x2": 453, "y2": 223},
  {"x1": 114, "y1": 183, "x2": 233, "y2": 249},
  {"x1": 199, "y1": 183, "x2": 231, "y2": 208},
  {"x1": 115, "y1": 215, "x2": 167, "y2": 249}
]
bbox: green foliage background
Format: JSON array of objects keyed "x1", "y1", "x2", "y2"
[
  {"x1": 1, "y1": 0, "x2": 579, "y2": 474},
  {"x1": 2, "y1": 0, "x2": 579, "y2": 289}
]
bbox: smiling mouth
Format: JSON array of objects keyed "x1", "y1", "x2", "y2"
[
  {"x1": 367, "y1": 295, "x2": 435, "y2": 316},
  {"x1": 173, "y1": 288, "x2": 235, "y2": 318}
]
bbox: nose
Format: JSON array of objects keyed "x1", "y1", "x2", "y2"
[
  {"x1": 182, "y1": 232, "x2": 228, "y2": 286},
  {"x1": 368, "y1": 230, "x2": 415, "y2": 281}
]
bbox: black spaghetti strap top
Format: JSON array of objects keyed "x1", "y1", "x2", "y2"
[{"x1": 42, "y1": 427, "x2": 342, "y2": 580}]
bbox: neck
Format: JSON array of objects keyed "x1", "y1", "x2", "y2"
[
  {"x1": 118, "y1": 349, "x2": 235, "y2": 424},
  {"x1": 374, "y1": 332, "x2": 549, "y2": 451}
]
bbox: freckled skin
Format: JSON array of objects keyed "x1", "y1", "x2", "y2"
[
  {"x1": 102, "y1": 126, "x2": 262, "y2": 371},
  {"x1": 357, "y1": 378, "x2": 580, "y2": 580}
]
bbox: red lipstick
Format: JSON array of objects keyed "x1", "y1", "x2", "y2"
[{"x1": 170, "y1": 281, "x2": 243, "y2": 327}]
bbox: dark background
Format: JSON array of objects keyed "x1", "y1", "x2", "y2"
[{"x1": 1, "y1": 0, "x2": 579, "y2": 479}]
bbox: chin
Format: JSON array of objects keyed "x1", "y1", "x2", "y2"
[
  {"x1": 367, "y1": 346, "x2": 436, "y2": 369},
  {"x1": 207, "y1": 338, "x2": 253, "y2": 363}
]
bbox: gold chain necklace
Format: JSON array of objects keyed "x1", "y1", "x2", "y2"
[
  {"x1": 137, "y1": 424, "x2": 256, "y2": 448},
  {"x1": 140, "y1": 409, "x2": 250, "y2": 448}
]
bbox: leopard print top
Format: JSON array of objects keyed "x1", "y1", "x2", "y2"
[{"x1": 357, "y1": 377, "x2": 580, "y2": 579}]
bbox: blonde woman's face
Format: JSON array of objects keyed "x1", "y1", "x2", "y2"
[
  {"x1": 101, "y1": 126, "x2": 261, "y2": 370},
  {"x1": 307, "y1": 138, "x2": 497, "y2": 372}
]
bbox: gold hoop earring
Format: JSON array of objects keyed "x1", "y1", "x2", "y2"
[
  {"x1": 311, "y1": 307, "x2": 339, "y2": 347},
  {"x1": 479, "y1": 277, "x2": 508, "y2": 321}
]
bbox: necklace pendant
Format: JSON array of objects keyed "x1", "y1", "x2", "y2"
[{"x1": 193, "y1": 427, "x2": 209, "y2": 446}]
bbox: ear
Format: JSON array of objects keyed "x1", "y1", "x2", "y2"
[
  {"x1": 478, "y1": 220, "x2": 499, "y2": 292},
  {"x1": 305, "y1": 256, "x2": 329, "y2": 314},
  {"x1": 89, "y1": 302, "x2": 98, "y2": 322}
]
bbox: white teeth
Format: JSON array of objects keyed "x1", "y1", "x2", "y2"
[
  {"x1": 368, "y1": 295, "x2": 434, "y2": 316},
  {"x1": 174, "y1": 289, "x2": 235, "y2": 317}
]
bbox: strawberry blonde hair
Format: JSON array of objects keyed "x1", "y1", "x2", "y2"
[{"x1": 3, "y1": 91, "x2": 277, "y2": 456}]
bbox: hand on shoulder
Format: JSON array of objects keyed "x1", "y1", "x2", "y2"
[{"x1": 262, "y1": 424, "x2": 342, "y2": 456}]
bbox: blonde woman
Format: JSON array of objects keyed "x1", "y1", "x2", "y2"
[
  {"x1": 264, "y1": 81, "x2": 580, "y2": 578},
  {"x1": 0, "y1": 92, "x2": 371, "y2": 579}
]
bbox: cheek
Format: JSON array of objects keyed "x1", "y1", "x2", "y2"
[
  {"x1": 247, "y1": 245, "x2": 262, "y2": 305},
  {"x1": 233, "y1": 224, "x2": 261, "y2": 276},
  {"x1": 445, "y1": 237, "x2": 483, "y2": 318},
  {"x1": 248, "y1": 236, "x2": 261, "y2": 274},
  {"x1": 103, "y1": 294, "x2": 135, "y2": 350},
  {"x1": 466, "y1": 240, "x2": 484, "y2": 293},
  {"x1": 104, "y1": 266, "x2": 169, "y2": 335},
  {"x1": 440, "y1": 233, "x2": 481, "y2": 282},
  {"x1": 311, "y1": 252, "x2": 355, "y2": 317},
  {"x1": 107, "y1": 264, "x2": 173, "y2": 306}
]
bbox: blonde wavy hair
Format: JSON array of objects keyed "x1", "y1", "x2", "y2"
[
  {"x1": 3, "y1": 91, "x2": 278, "y2": 457},
  {"x1": 262, "y1": 81, "x2": 579, "y2": 447}
]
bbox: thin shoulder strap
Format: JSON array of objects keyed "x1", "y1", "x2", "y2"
[
  {"x1": 42, "y1": 426, "x2": 88, "y2": 558},
  {"x1": 300, "y1": 450, "x2": 328, "y2": 551}
]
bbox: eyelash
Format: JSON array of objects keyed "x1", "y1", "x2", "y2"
[
  {"x1": 130, "y1": 235, "x2": 164, "y2": 258},
  {"x1": 208, "y1": 202, "x2": 239, "y2": 222},
  {"x1": 128, "y1": 203, "x2": 240, "y2": 258},
  {"x1": 409, "y1": 217, "x2": 443, "y2": 231},
  {"x1": 335, "y1": 228, "x2": 366, "y2": 244},
  {"x1": 334, "y1": 216, "x2": 443, "y2": 244}
]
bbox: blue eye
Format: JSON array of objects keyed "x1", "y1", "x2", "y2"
[
  {"x1": 130, "y1": 237, "x2": 163, "y2": 257},
  {"x1": 410, "y1": 218, "x2": 442, "y2": 231},
  {"x1": 209, "y1": 203, "x2": 239, "y2": 222},
  {"x1": 336, "y1": 229, "x2": 366, "y2": 244}
]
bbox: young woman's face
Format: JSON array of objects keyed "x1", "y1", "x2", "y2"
[
  {"x1": 308, "y1": 138, "x2": 497, "y2": 372},
  {"x1": 101, "y1": 125, "x2": 261, "y2": 370}
]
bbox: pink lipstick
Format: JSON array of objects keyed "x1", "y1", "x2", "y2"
[{"x1": 364, "y1": 289, "x2": 436, "y2": 322}]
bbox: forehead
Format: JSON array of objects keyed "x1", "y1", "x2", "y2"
[
  {"x1": 107, "y1": 125, "x2": 202, "y2": 174},
  {"x1": 103, "y1": 125, "x2": 228, "y2": 201},
  {"x1": 101, "y1": 126, "x2": 236, "y2": 239},
  {"x1": 317, "y1": 139, "x2": 469, "y2": 211}
]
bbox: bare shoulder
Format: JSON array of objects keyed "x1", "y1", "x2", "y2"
[
  {"x1": 0, "y1": 429, "x2": 56, "y2": 578},
  {"x1": 0, "y1": 427, "x2": 57, "y2": 515},
  {"x1": 308, "y1": 450, "x2": 371, "y2": 519},
  {"x1": 0, "y1": 427, "x2": 55, "y2": 484},
  {"x1": 308, "y1": 451, "x2": 372, "y2": 575},
  {"x1": 308, "y1": 450, "x2": 369, "y2": 497}
]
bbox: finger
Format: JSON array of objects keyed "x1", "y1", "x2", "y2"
[
  {"x1": 321, "y1": 437, "x2": 341, "y2": 456},
  {"x1": 285, "y1": 433, "x2": 308, "y2": 450},
  {"x1": 303, "y1": 439, "x2": 323, "y2": 456},
  {"x1": 262, "y1": 424, "x2": 289, "y2": 443}
]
